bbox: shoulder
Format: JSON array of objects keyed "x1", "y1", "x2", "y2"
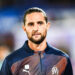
[
  {"x1": 47, "y1": 44, "x2": 69, "y2": 59},
  {"x1": 4, "y1": 47, "x2": 26, "y2": 67},
  {"x1": 7, "y1": 47, "x2": 23, "y2": 59}
]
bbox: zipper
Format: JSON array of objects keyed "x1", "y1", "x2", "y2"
[{"x1": 38, "y1": 51, "x2": 42, "y2": 75}]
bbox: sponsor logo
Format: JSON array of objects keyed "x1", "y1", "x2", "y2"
[
  {"x1": 23, "y1": 64, "x2": 30, "y2": 75},
  {"x1": 52, "y1": 66, "x2": 59, "y2": 75}
]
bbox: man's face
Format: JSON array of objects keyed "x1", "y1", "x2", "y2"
[{"x1": 23, "y1": 12, "x2": 50, "y2": 44}]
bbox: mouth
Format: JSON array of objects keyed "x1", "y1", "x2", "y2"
[{"x1": 32, "y1": 33, "x2": 41, "y2": 36}]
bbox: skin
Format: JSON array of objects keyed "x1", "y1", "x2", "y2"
[
  {"x1": 0, "y1": 46, "x2": 10, "y2": 60},
  {"x1": 23, "y1": 12, "x2": 50, "y2": 51}
]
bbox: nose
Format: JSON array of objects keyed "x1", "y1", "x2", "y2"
[{"x1": 33, "y1": 23, "x2": 39, "y2": 31}]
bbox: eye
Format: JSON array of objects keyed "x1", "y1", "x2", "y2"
[
  {"x1": 37, "y1": 21, "x2": 44, "y2": 25},
  {"x1": 28, "y1": 22, "x2": 34, "y2": 26}
]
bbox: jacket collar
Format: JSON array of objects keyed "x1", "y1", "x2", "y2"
[{"x1": 22, "y1": 40, "x2": 52, "y2": 54}]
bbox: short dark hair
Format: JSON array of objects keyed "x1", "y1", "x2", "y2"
[{"x1": 23, "y1": 7, "x2": 48, "y2": 25}]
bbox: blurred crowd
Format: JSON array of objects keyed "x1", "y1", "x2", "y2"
[{"x1": 0, "y1": 33, "x2": 14, "y2": 69}]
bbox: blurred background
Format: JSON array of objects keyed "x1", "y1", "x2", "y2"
[{"x1": 0, "y1": 0, "x2": 75, "y2": 74}]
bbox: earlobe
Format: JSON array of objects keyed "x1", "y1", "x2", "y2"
[{"x1": 22, "y1": 25, "x2": 26, "y2": 31}]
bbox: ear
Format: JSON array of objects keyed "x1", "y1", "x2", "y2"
[
  {"x1": 47, "y1": 22, "x2": 50, "y2": 30},
  {"x1": 22, "y1": 25, "x2": 26, "y2": 32}
]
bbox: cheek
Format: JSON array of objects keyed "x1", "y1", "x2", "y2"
[
  {"x1": 41, "y1": 25, "x2": 47, "y2": 30},
  {"x1": 40, "y1": 27, "x2": 47, "y2": 32},
  {"x1": 42, "y1": 28, "x2": 47, "y2": 35},
  {"x1": 26, "y1": 29, "x2": 32, "y2": 36},
  {"x1": 26, "y1": 27, "x2": 31, "y2": 33}
]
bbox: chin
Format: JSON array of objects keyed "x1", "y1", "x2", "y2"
[
  {"x1": 29, "y1": 36, "x2": 46, "y2": 44},
  {"x1": 31, "y1": 39, "x2": 44, "y2": 44}
]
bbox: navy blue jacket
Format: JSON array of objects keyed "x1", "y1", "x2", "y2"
[{"x1": 1, "y1": 41, "x2": 73, "y2": 75}]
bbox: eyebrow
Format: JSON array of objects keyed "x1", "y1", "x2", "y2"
[
  {"x1": 37, "y1": 21, "x2": 44, "y2": 24},
  {"x1": 27, "y1": 21, "x2": 44, "y2": 25}
]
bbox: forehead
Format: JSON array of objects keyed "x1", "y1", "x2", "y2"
[{"x1": 26, "y1": 12, "x2": 45, "y2": 22}]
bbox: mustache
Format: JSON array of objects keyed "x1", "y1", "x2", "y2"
[{"x1": 32, "y1": 31, "x2": 41, "y2": 36}]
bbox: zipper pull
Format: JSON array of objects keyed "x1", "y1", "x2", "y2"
[{"x1": 38, "y1": 51, "x2": 41, "y2": 56}]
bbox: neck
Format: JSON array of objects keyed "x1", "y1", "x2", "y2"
[{"x1": 28, "y1": 39, "x2": 47, "y2": 52}]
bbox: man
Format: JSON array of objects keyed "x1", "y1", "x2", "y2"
[{"x1": 1, "y1": 7, "x2": 73, "y2": 75}]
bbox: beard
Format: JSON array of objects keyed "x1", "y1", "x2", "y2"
[
  {"x1": 29, "y1": 35, "x2": 46, "y2": 44},
  {"x1": 26, "y1": 30, "x2": 47, "y2": 44}
]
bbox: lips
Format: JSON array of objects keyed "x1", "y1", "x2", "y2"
[{"x1": 32, "y1": 33, "x2": 41, "y2": 36}]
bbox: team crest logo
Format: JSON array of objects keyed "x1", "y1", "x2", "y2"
[
  {"x1": 23, "y1": 64, "x2": 30, "y2": 75},
  {"x1": 52, "y1": 66, "x2": 59, "y2": 75}
]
